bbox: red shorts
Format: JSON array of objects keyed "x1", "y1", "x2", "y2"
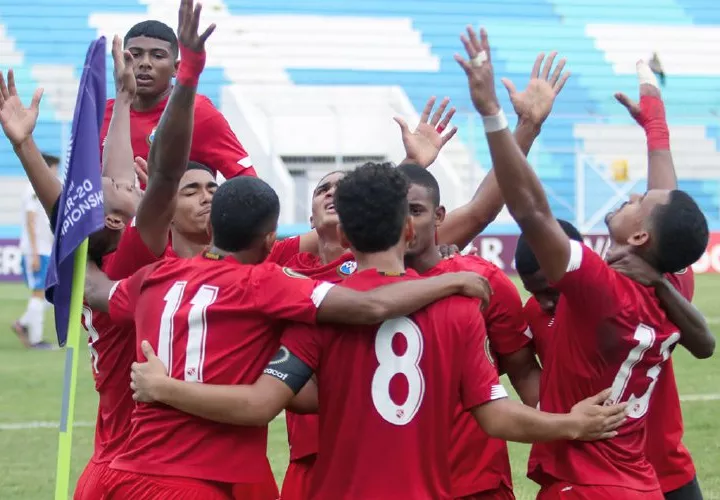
[
  {"x1": 281, "y1": 455, "x2": 316, "y2": 500},
  {"x1": 537, "y1": 483, "x2": 664, "y2": 499},
  {"x1": 74, "y1": 460, "x2": 110, "y2": 500},
  {"x1": 232, "y1": 464, "x2": 279, "y2": 500},
  {"x1": 457, "y1": 482, "x2": 515, "y2": 500},
  {"x1": 101, "y1": 469, "x2": 234, "y2": 499}
]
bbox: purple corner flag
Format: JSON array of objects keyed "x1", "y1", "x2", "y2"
[{"x1": 45, "y1": 37, "x2": 107, "y2": 347}]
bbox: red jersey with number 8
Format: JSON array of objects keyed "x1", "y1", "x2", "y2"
[
  {"x1": 528, "y1": 241, "x2": 679, "y2": 492},
  {"x1": 106, "y1": 253, "x2": 334, "y2": 484},
  {"x1": 282, "y1": 269, "x2": 507, "y2": 500}
]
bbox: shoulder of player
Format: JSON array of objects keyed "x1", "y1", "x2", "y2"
[{"x1": 193, "y1": 95, "x2": 222, "y2": 119}]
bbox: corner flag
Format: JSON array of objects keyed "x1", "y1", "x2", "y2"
[{"x1": 46, "y1": 37, "x2": 107, "y2": 500}]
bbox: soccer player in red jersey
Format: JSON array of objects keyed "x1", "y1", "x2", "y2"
[
  {"x1": 129, "y1": 163, "x2": 627, "y2": 500},
  {"x1": 458, "y1": 26, "x2": 709, "y2": 498},
  {"x1": 99, "y1": 18, "x2": 255, "y2": 185},
  {"x1": 81, "y1": 167, "x2": 493, "y2": 499}
]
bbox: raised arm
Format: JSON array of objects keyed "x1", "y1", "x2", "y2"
[
  {"x1": 438, "y1": 52, "x2": 569, "y2": 250},
  {"x1": 0, "y1": 71, "x2": 60, "y2": 216},
  {"x1": 615, "y1": 61, "x2": 675, "y2": 190},
  {"x1": 84, "y1": 261, "x2": 116, "y2": 313},
  {"x1": 101, "y1": 36, "x2": 137, "y2": 185},
  {"x1": 455, "y1": 27, "x2": 570, "y2": 282},
  {"x1": 134, "y1": 0, "x2": 216, "y2": 256},
  {"x1": 316, "y1": 271, "x2": 492, "y2": 324}
]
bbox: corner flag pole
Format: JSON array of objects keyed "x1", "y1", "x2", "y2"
[{"x1": 54, "y1": 239, "x2": 89, "y2": 500}]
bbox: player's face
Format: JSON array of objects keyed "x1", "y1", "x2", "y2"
[
  {"x1": 125, "y1": 36, "x2": 177, "y2": 97},
  {"x1": 101, "y1": 176, "x2": 142, "y2": 221},
  {"x1": 405, "y1": 183, "x2": 445, "y2": 257},
  {"x1": 520, "y1": 270, "x2": 560, "y2": 314},
  {"x1": 605, "y1": 189, "x2": 670, "y2": 249},
  {"x1": 172, "y1": 169, "x2": 217, "y2": 239},
  {"x1": 310, "y1": 171, "x2": 345, "y2": 230}
]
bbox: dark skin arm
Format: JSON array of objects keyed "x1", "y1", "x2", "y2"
[
  {"x1": 134, "y1": 0, "x2": 216, "y2": 256},
  {"x1": 499, "y1": 347, "x2": 542, "y2": 407}
]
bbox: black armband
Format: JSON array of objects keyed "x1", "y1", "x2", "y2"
[{"x1": 263, "y1": 346, "x2": 313, "y2": 394}]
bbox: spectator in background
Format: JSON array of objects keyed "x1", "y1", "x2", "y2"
[
  {"x1": 100, "y1": 20, "x2": 256, "y2": 187},
  {"x1": 12, "y1": 153, "x2": 58, "y2": 350}
]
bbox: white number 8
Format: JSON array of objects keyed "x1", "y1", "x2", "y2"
[{"x1": 371, "y1": 317, "x2": 425, "y2": 426}]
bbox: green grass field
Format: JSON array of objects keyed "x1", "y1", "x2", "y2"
[{"x1": 0, "y1": 278, "x2": 718, "y2": 500}]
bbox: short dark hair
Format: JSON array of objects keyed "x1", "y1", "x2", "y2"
[
  {"x1": 210, "y1": 177, "x2": 279, "y2": 252},
  {"x1": 186, "y1": 161, "x2": 215, "y2": 178},
  {"x1": 124, "y1": 20, "x2": 178, "y2": 57},
  {"x1": 515, "y1": 219, "x2": 583, "y2": 275},
  {"x1": 651, "y1": 190, "x2": 708, "y2": 273},
  {"x1": 42, "y1": 153, "x2": 60, "y2": 168},
  {"x1": 396, "y1": 163, "x2": 440, "y2": 207},
  {"x1": 335, "y1": 162, "x2": 409, "y2": 253}
]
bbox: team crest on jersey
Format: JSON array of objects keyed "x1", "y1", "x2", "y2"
[
  {"x1": 337, "y1": 260, "x2": 357, "y2": 276},
  {"x1": 147, "y1": 127, "x2": 157, "y2": 145},
  {"x1": 283, "y1": 267, "x2": 309, "y2": 279},
  {"x1": 484, "y1": 336, "x2": 496, "y2": 367}
]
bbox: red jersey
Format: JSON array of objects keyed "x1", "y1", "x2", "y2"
[
  {"x1": 266, "y1": 236, "x2": 301, "y2": 266},
  {"x1": 82, "y1": 221, "x2": 162, "y2": 464},
  {"x1": 282, "y1": 269, "x2": 507, "y2": 500},
  {"x1": 282, "y1": 251, "x2": 356, "y2": 462},
  {"x1": 528, "y1": 241, "x2": 681, "y2": 492},
  {"x1": 523, "y1": 296, "x2": 556, "y2": 365},
  {"x1": 424, "y1": 256, "x2": 528, "y2": 496},
  {"x1": 107, "y1": 254, "x2": 334, "y2": 484},
  {"x1": 645, "y1": 269, "x2": 696, "y2": 492},
  {"x1": 100, "y1": 94, "x2": 256, "y2": 186}
]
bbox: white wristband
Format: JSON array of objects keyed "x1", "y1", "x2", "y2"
[{"x1": 482, "y1": 110, "x2": 509, "y2": 133}]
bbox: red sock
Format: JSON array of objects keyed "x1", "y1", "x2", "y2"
[
  {"x1": 176, "y1": 44, "x2": 206, "y2": 88},
  {"x1": 637, "y1": 95, "x2": 670, "y2": 151}
]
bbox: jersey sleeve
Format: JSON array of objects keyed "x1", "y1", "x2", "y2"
[
  {"x1": 251, "y1": 264, "x2": 335, "y2": 324},
  {"x1": 107, "y1": 261, "x2": 158, "y2": 325},
  {"x1": 665, "y1": 268, "x2": 695, "y2": 302},
  {"x1": 192, "y1": 97, "x2": 257, "y2": 179},
  {"x1": 102, "y1": 221, "x2": 162, "y2": 280},
  {"x1": 484, "y1": 269, "x2": 531, "y2": 355},
  {"x1": 266, "y1": 236, "x2": 301, "y2": 266},
  {"x1": 280, "y1": 322, "x2": 324, "y2": 372},
  {"x1": 457, "y1": 302, "x2": 508, "y2": 410},
  {"x1": 553, "y1": 240, "x2": 619, "y2": 318}
]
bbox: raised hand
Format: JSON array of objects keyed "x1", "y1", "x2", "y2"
[
  {"x1": 130, "y1": 340, "x2": 169, "y2": 403},
  {"x1": 569, "y1": 388, "x2": 628, "y2": 441},
  {"x1": 112, "y1": 35, "x2": 136, "y2": 98},
  {"x1": 134, "y1": 156, "x2": 149, "y2": 188},
  {"x1": 614, "y1": 60, "x2": 663, "y2": 126},
  {"x1": 455, "y1": 26, "x2": 500, "y2": 116},
  {"x1": 177, "y1": 0, "x2": 216, "y2": 52},
  {"x1": 502, "y1": 52, "x2": 570, "y2": 127},
  {"x1": 395, "y1": 96, "x2": 458, "y2": 168},
  {"x1": 0, "y1": 70, "x2": 43, "y2": 148}
]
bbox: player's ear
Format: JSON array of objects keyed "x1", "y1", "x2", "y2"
[
  {"x1": 264, "y1": 230, "x2": 277, "y2": 255},
  {"x1": 104, "y1": 213, "x2": 126, "y2": 232},
  {"x1": 627, "y1": 229, "x2": 649, "y2": 248},
  {"x1": 337, "y1": 224, "x2": 351, "y2": 249},
  {"x1": 309, "y1": 213, "x2": 316, "y2": 230},
  {"x1": 404, "y1": 215, "x2": 415, "y2": 243},
  {"x1": 435, "y1": 204, "x2": 446, "y2": 227},
  {"x1": 173, "y1": 59, "x2": 180, "y2": 77}
]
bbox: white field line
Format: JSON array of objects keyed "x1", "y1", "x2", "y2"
[{"x1": 0, "y1": 411, "x2": 287, "y2": 431}]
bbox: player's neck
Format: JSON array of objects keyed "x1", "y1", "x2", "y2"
[
  {"x1": 405, "y1": 245, "x2": 441, "y2": 274},
  {"x1": 316, "y1": 226, "x2": 346, "y2": 264},
  {"x1": 171, "y1": 230, "x2": 209, "y2": 259},
  {"x1": 354, "y1": 248, "x2": 405, "y2": 275},
  {"x1": 132, "y1": 86, "x2": 172, "y2": 112}
]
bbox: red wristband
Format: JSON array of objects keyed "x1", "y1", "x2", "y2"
[
  {"x1": 177, "y1": 43, "x2": 206, "y2": 88},
  {"x1": 638, "y1": 95, "x2": 670, "y2": 151}
]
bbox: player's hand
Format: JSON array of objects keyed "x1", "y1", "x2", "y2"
[
  {"x1": 131, "y1": 340, "x2": 169, "y2": 403},
  {"x1": 608, "y1": 252, "x2": 663, "y2": 287},
  {"x1": 177, "y1": 0, "x2": 216, "y2": 52},
  {"x1": 455, "y1": 26, "x2": 500, "y2": 117},
  {"x1": 568, "y1": 388, "x2": 628, "y2": 441},
  {"x1": 614, "y1": 60, "x2": 663, "y2": 125},
  {"x1": 0, "y1": 70, "x2": 43, "y2": 148},
  {"x1": 395, "y1": 96, "x2": 458, "y2": 168},
  {"x1": 450, "y1": 271, "x2": 493, "y2": 308},
  {"x1": 111, "y1": 35, "x2": 136, "y2": 100},
  {"x1": 134, "y1": 156, "x2": 149, "y2": 187},
  {"x1": 31, "y1": 253, "x2": 40, "y2": 273},
  {"x1": 502, "y1": 52, "x2": 570, "y2": 128},
  {"x1": 438, "y1": 243, "x2": 460, "y2": 260}
]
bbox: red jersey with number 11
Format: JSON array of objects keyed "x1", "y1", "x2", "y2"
[
  {"x1": 528, "y1": 241, "x2": 680, "y2": 492},
  {"x1": 282, "y1": 269, "x2": 507, "y2": 500}
]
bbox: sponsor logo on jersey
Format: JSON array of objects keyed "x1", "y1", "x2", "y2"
[
  {"x1": 283, "y1": 267, "x2": 309, "y2": 279},
  {"x1": 337, "y1": 260, "x2": 357, "y2": 276},
  {"x1": 147, "y1": 127, "x2": 157, "y2": 146}
]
